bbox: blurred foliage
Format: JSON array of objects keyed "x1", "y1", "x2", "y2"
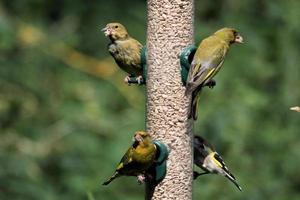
[{"x1": 0, "y1": 0, "x2": 299, "y2": 200}]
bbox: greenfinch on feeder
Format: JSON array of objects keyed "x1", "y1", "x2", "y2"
[
  {"x1": 102, "y1": 22, "x2": 143, "y2": 84},
  {"x1": 194, "y1": 135, "x2": 242, "y2": 191},
  {"x1": 102, "y1": 131, "x2": 157, "y2": 185},
  {"x1": 186, "y1": 28, "x2": 243, "y2": 120}
]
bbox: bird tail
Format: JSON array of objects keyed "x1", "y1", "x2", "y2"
[
  {"x1": 188, "y1": 89, "x2": 201, "y2": 120},
  {"x1": 225, "y1": 173, "x2": 242, "y2": 191},
  {"x1": 102, "y1": 172, "x2": 119, "y2": 186}
]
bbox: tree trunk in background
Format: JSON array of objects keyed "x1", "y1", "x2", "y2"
[{"x1": 146, "y1": 0, "x2": 194, "y2": 199}]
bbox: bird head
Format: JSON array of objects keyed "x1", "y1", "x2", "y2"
[
  {"x1": 194, "y1": 135, "x2": 206, "y2": 149},
  {"x1": 194, "y1": 135, "x2": 215, "y2": 153},
  {"x1": 133, "y1": 131, "x2": 150, "y2": 143},
  {"x1": 214, "y1": 28, "x2": 243, "y2": 45},
  {"x1": 102, "y1": 22, "x2": 128, "y2": 41}
]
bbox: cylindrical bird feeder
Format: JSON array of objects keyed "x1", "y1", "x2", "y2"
[{"x1": 146, "y1": 0, "x2": 194, "y2": 199}]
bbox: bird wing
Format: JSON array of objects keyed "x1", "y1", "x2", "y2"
[
  {"x1": 186, "y1": 37, "x2": 227, "y2": 93},
  {"x1": 108, "y1": 37, "x2": 143, "y2": 76},
  {"x1": 122, "y1": 38, "x2": 143, "y2": 70},
  {"x1": 116, "y1": 147, "x2": 134, "y2": 171},
  {"x1": 191, "y1": 46, "x2": 226, "y2": 86},
  {"x1": 214, "y1": 153, "x2": 242, "y2": 191},
  {"x1": 115, "y1": 140, "x2": 155, "y2": 176},
  {"x1": 213, "y1": 153, "x2": 235, "y2": 179}
]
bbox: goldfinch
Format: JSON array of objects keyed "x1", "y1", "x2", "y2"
[{"x1": 194, "y1": 135, "x2": 242, "y2": 191}]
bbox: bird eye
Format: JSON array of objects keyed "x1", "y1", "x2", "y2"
[{"x1": 115, "y1": 25, "x2": 119, "y2": 28}]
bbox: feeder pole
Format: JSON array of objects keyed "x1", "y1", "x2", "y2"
[{"x1": 146, "y1": 0, "x2": 194, "y2": 199}]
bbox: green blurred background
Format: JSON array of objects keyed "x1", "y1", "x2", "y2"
[{"x1": 0, "y1": 0, "x2": 300, "y2": 199}]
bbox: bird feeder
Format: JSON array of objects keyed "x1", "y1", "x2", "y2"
[
  {"x1": 180, "y1": 45, "x2": 197, "y2": 85},
  {"x1": 151, "y1": 140, "x2": 169, "y2": 184},
  {"x1": 128, "y1": 45, "x2": 198, "y2": 86}
]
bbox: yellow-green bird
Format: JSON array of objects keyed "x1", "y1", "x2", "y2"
[
  {"x1": 102, "y1": 22, "x2": 143, "y2": 84},
  {"x1": 194, "y1": 135, "x2": 242, "y2": 191},
  {"x1": 185, "y1": 28, "x2": 243, "y2": 120},
  {"x1": 102, "y1": 131, "x2": 157, "y2": 185}
]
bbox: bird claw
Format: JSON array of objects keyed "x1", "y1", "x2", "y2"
[
  {"x1": 124, "y1": 76, "x2": 131, "y2": 85},
  {"x1": 136, "y1": 76, "x2": 143, "y2": 85},
  {"x1": 124, "y1": 75, "x2": 144, "y2": 85},
  {"x1": 204, "y1": 79, "x2": 216, "y2": 89},
  {"x1": 137, "y1": 174, "x2": 145, "y2": 184}
]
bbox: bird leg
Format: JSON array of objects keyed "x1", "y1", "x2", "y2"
[
  {"x1": 203, "y1": 79, "x2": 216, "y2": 89},
  {"x1": 136, "y1": 75, "x2": 144, "y2": 85},
  {"x1": 193, "y1": 171, "x2": 209, "y2": 180},
  {"x1": 124, "y1": 75, "x2": 132, "y2": 85},
  {"x1": 137, "y1": 174, "x2": 146, "y2": 184},
  {"x1": 102, "y1": 172, "x2": 119, "y2": 185}
]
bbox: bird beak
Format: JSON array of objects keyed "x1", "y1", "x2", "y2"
[
  {"x1": 134, "y1": 134, "x2": 143, "y2": 142},
  {"x1": 290, "y1": 106, "x2": 300, "y2": 112},
  {"x1": 101, "y1": 26, "x2": 111, "y2": 36},
  {"x1": 235, "y1": 34, "x2": 244, "y2": 43}
]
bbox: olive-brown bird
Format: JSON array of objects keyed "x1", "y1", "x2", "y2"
[
  {"x1": 102, "y1": 131, "x2": 157, "y2": 185},
  {"x1": 194, "y1": 135, "x2": 242, "y2": 191},
  {"x1": 186, "y1": 28, "x2": 243, "y2": 120},
  {"x1": 102, "y1": 22, "x2": 143, "y2": 84}
]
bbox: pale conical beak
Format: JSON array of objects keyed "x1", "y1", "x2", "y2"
[
  {"x1": 134, "y1": 134, "x2": 143, "y2": 142},
  {"x1": 290, "y1": 106, "x2": 300, "y2": 112},
  {"x1": 101, "y1": 26, "x2": 111, "y2": 36},
  {"x1": 235, "y1": 35, "x2": 244, "y2": 43}
]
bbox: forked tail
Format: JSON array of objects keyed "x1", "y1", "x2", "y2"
[
  {"x1": 188, "y1": 89, "x2": 201, "y2": 120},
  {"x1": 225, "y1": 173, "x2": 242, "y2": 191},
  {"x1": 102, "y1": 172, "x2": 119, "y2": 186}
]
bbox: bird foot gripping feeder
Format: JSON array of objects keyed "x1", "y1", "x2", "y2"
[
  {"x1": 128, "y1": 45, "x2": 198, "y2": 86},
  {"x1": 146, "y1": 140, "x2": 169, "y2": 184},
  {"x1": 127, "y1": 47, "x2": 147, "y2": 85}
]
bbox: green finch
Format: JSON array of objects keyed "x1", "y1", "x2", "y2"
[
  {"x1": 194, "y1": 135, "x2": 242, "y2": 191},
  {"x1": 185, "y1": 28, "x2": 243, "y2": 120},
  {"x1": 102, "y1": 131, "x2": 157, "y2": 185},
  {"x1": 102, "y1": 22, "x2": 143, "y2": 84}
]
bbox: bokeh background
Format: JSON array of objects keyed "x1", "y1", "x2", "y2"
[{"x1": 1, "y1": 0, "x2": 300, "y2": 200}]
